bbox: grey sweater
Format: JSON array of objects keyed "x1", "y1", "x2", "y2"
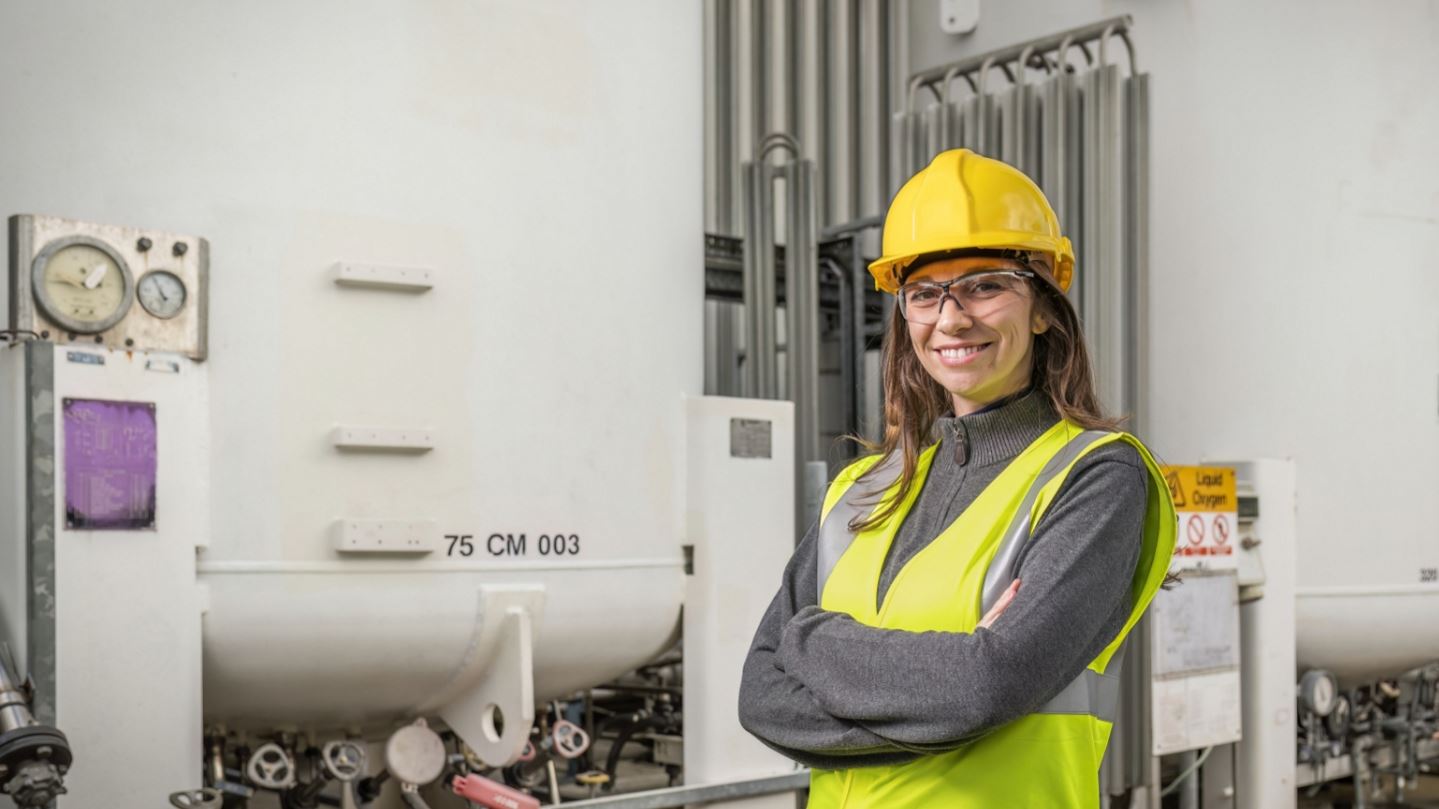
[{"x1": 737, "y1": 391, "x2": 1149, "y2": 769}]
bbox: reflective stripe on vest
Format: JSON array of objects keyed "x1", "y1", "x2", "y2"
[{"x1": 814, "y1": 430, "x2": 1118, "y2": 721}]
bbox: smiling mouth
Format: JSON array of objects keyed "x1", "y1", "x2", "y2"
[{"x1": 937, "y1": 344, "x2": 990, "y2": 361}]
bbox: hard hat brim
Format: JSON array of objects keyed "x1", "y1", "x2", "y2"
[{"x1": 869, "y1": 232, "x2": 1074, "y2": 294}]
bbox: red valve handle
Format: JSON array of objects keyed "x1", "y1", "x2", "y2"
[{"x1": 452, "y1": 774, "x2": 541, "y2": 809}]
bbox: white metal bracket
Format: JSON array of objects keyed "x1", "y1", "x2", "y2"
[{"x1": 424, "y1": 585, "x2": 546, "y2": 766}]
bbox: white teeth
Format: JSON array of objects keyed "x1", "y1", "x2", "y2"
[{"x1": 939, "y1": 345, "x2": 985, "y2": 358}]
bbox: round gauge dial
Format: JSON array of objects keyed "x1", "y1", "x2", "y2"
[
  {"x1": 31, "y1": 236, "x2": 134, "y2": 334},
  {"x1": 138, "y1": 271, "x2": 188, "y2": 319}
]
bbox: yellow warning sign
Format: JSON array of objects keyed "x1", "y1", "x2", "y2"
[{"x1": 1161, "y1": 466, "x2": 1237, "y2": 513}]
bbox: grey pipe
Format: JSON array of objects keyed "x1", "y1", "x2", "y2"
[
  {"x1": 1125, "y1": 72, "x2": 1150, "y2": 434},
  {"x1": 0, "y1": 651, "x2": 33, "y2": 734},
  {"x1": 710, "y1": 0, "x2": 734, "y2": 234},
  {"x1": 904, "y1": 15, "x2": 1134, "y2": 113},
  {"x1": 786, "y1": 160, "x2": 820, "y2": 466}
]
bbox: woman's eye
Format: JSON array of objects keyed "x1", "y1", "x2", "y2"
[
  {"x1": 907, "y1": 288, "x2": 942, "y2": 304},
  {"x1": 964, "y1": 281, "x2": 1003, "y2": 296}
]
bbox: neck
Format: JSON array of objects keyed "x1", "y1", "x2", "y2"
[{"x1": 951, "y1": 382, "x2": 1033, "y2": 417}]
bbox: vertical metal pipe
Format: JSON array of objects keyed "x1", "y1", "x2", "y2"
[
  {"x1": 1125, "y1": 71, "x2": 1150, "y2": 435},
  {"x1": 813, "y1": 0, "x2": 833, "y2": 226},
  {"x1": 741, "y1": 162, "x2": 761, "y2": 398},
  {"x1": 706, "y1": 0, "x2": 735, "y2": 234},
  {"x1": 1079, "y1": 66, "x2": 1101, "y2": 379},
  {"x1": 787, "y1": 161, "x2": 819, "y2": 463},
  {"x1": 799, "y1": 0, "x2": 824, "y2": 222},
  {"x1": 844, "y1": 0, "x2": 862, "y2": 220},
  {"x1": 782, "y1": 0, "x2": 799, "y2": 143},
  {"x1": 960, "y1": 95, "x2": 981, "y2": 150},
  {"x1": 727, "y1": 0, "x2": 745, "y2": 232},
  {"x1": 750, "y1": 0, "x2": 769, "y2": 164},
  {"x1": 923, "y1": 102, "x2": 943, "y2": 165},
  {"x1": 23, "y1": 340, "x2": 56, "y2": 725},
  {"x1": 849, "y1": 235, "x2": 869, "y2": 440},
  {"x1": 858, "y1": 0, "x2": 885, "y2": 219},
  {"x1": 826, "y1": 257, "x2": 855, "y2": 447},
  {"x1": 757, "y1": 163, "x2": 778, "y2": 398},
  {"x1": 1082, "y1": 63, "x2": 1125, "y2": 416}
]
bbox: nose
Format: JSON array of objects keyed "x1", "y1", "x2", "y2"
[{"x1": 934, "y1": 294, "x2": 973, "y2": 333}]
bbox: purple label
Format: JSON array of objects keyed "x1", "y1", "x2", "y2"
[{"x1": 63, "y1": 398, "x2": 157, "y2": 530}]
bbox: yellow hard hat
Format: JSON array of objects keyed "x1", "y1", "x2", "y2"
[{"x1": 869, "y1": 149, "x2": 1075, "y2": 294}]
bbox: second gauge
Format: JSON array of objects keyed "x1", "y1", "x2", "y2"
[{"x1": 138, "y1": 270, "x2": 188, "y2": 319}]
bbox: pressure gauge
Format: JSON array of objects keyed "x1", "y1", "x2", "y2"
[
  {"x1": 137, "y1": 270, "x2": 188, "y2": 319},
  {"x1": 1299, "y1": 669, "x2": 1338, "y2": 717},
  {"x1": 30, "y1": 235, "x2": 135, "y2": 334}
]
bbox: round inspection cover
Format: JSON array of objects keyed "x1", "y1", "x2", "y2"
[{"x1": 385, "y1": 722, "x2": 446, "y2": 786}]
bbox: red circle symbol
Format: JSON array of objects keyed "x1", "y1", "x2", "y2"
[
  {"x1": 1213, "y1": 515, "x2": 1231, "y2": 545},
  {"x1": 1186, "y1": 514, "x2": 1206, "y2": 546}
]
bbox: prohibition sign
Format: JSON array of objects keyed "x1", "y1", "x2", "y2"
[
  {"x1": 1212, "y1": 515, "x2": 1231, "y2": 545},
  {"x1": 1185, "y1": 514, "x2": 1206, "y2": 546}
]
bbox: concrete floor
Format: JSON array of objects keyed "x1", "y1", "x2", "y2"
[{"x1": 1299, "y1": 775, "x2": 1439, "y2": 809}]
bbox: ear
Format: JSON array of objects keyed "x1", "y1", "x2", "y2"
[{"x1": 1031, "y1": 312, "x2": 1051, "y2": 335}]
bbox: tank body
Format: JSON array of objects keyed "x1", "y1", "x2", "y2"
[{"x1": 0, "y1": 0, "x2": 700, "y2": 727}]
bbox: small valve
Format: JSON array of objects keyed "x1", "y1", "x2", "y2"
[
  {"x1": 168, "y1": 788, "x2": 223, "y2": 809},
  {"x1": 516, "y1": 740, "x2": 537, "y2": 763},
  {"x1": 550, "y1": 720, "x2": 591, "y2": 759},
  {"x1": 246, "y1": 743, "x2": 297, "y2": 790},
  {"x1": 451, "y1": 773, "x2": 541, "y2": 809},
  {"x1": 322, "y1": 740, "x2": 367, "y2": 782}
]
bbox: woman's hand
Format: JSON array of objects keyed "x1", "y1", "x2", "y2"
[{"x1": 977, "y1": 579, "x2": 1020, "y2": 630}]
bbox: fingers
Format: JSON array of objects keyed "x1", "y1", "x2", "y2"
[{"x1": 978, "y1": 579, "x2": 1021, "y2": 629}]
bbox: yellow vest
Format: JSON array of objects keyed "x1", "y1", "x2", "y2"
[{"x1": 809, "y1": 421, "x2": 1176, "y2": 809}]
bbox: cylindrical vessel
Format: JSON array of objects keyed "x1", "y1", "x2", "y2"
[{"x1": 0, "y1": 0, "x2": 701, "y2": 730}]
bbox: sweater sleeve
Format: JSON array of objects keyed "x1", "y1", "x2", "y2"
[
  {"x1": 738, "y1": 520, "x2": 922, "y2": 768},
  {"x1": 774, "y1": 444, "x2": 1148, "y2": 748}
]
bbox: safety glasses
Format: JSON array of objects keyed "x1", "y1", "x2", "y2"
[{"x1": 896, "y1": 270, "x2": 1035, "y2": 325}]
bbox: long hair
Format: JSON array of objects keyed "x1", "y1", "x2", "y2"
[{"x1": 850, "y1": 265, "x2": 1118, "y2": 533}]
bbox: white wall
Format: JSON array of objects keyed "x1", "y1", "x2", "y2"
[{"x1": 906, "y1": 0, "x2": 1439, "y2": 593}]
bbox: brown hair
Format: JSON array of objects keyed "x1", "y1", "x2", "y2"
[{"x1": 850, "y1": 261, "x2": 1120, "y2": 532}]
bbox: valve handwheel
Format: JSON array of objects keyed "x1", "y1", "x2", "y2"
[
  {"x1": 246, "y1": 743, "x2": 297, "y2": 790},
  {"x1": 322, "y1": 740, "x2": 367, "y2": 782}
]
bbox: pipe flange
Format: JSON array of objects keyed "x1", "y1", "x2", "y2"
[{"x1": 0, "y1": 726, "x2": 72, "y2": 774}]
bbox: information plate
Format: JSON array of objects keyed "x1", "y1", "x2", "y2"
[{"x1": 63, "y1": 398, "x2": 157, "y2": 530}]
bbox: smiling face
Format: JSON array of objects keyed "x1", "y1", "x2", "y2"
[{"x1": 902, "y1": 256, "x2": 1050, "y2": 416}]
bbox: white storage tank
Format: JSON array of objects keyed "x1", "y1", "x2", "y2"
[{"x1": 0, "y1": 0, "x2": 699, "y2": 761}]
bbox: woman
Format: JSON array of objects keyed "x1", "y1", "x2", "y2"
[{"x1": 738, "y1": 149, "x2": 1176, "y2": 808}]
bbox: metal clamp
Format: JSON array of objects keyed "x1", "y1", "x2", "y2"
[{"x1": 246, "y1": 743, "x2": 297, "y2": 790}]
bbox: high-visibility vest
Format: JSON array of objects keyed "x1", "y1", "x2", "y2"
[{"x1": 809, "y1": 420, "x2": 1176, "y2": 809}]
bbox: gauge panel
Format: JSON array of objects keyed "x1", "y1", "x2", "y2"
[{"x1": 7, "y1": 215, "x2": 209, "y2": 359}]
